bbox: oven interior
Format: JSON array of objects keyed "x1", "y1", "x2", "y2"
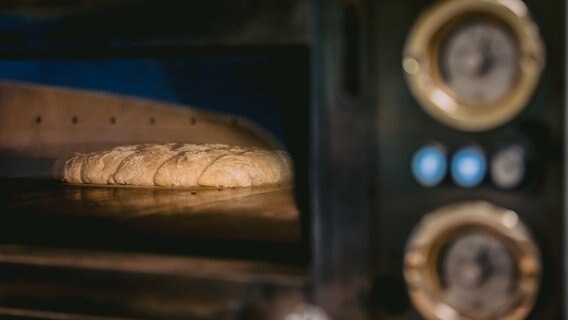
[{"x1": 0, "y1": 2, "x2": 310, "y2": 319}]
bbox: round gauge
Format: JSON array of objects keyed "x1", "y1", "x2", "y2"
[
  {"x1": 403, "y1": 201, "x2": 540, "y2": 320},
  {"x1": 403, "y1": 0, "x2": 544, "y2": 131},
  {"x1": 441, "y1": 231, "x2": 517, "y2": 313},
  {"x1": 440, "y1": 22, "x2": 518, "y2": 105}
]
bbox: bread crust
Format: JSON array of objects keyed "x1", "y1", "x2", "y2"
[{"x1": 63, "y1": 144, "x2": 292, "y2": 188}]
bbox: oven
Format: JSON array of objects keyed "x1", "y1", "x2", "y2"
[{"x1": 0, "y1": 0, "x2": 566, "y2": 319}]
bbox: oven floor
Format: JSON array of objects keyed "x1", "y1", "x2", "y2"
[{"x1": 0, "y1": 178, "x2": 304, "y2": 265}]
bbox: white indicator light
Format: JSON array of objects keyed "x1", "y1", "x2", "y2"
[{"x1": 491, "y1": 145, "x2": 526, "y2": 189}]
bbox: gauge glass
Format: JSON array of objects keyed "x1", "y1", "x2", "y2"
[
  {"x1": 439, "y1": 22, "x2": 519, "y2": 105},
  {"x1": 439, "y1": 230, "x2": 518, "y2": 314}
]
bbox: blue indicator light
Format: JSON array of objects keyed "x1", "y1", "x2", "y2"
[
  {"x1": 412, "y1": 145, "x2": 447, "y2": 187},
  {"x1": 451, "y1": 147, "x2": 487, "y2": 188}
]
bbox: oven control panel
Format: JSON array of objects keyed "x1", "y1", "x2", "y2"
[
  {"x1": 312, "y1": 0, "x2": 564, "y2": 318},
  {"x1": 373, "y1": 0, "x2": 563, "y2": 318},
  {"x1": 402, "y1": 3, "x2": 544, "y2": 316},
  {"x1": 391, "y1": 0, "x2": 556, "y2": 319}
]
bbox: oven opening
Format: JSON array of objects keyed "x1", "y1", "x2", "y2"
[
  {"x1": 0, "y1": 1, "x2": 313, "y2": 318},
  {"x1": 0, "y1": 52, "x2": 309, "y2": 266}
]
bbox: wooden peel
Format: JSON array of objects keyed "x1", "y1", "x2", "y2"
[{"x1": 0, "y1": 81, "x2": 278, "y2": 177}]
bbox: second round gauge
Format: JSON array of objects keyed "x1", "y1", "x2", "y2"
[
  {"x1": 403, "y1": 201, "x2": 541, "y2": 320},
  {"x1": 440, "y1": 230, "x2": 517, "y2": 313}
]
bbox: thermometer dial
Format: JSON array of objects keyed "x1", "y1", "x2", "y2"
[
  {"x1": 403, "y1": 201, "x2": 540, "y2": 320},
  {"x1": 403, "y1": 0, "x2": 544, "y2": 131},
  {"x1": 440, "y1": 231, "x2": 517, "y2": 313},
  {"x1": 440, "y1": 22, "x2": 518, "y2": 104}
]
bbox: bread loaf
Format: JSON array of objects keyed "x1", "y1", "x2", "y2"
[{"x1": 62, "y1": 143, "x2": 292, "y2": 188}]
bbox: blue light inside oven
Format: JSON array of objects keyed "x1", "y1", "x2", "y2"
[
  {"x1": 451, "y1": 147, "x2": 487, "y2": 188},
  {"x1": 412, "y1": 145, "x2": 447, "y2": 187}
]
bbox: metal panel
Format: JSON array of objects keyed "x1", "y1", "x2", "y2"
[
  {"x1": 311, "y1": 0, "x2": 565, "y2": 318},
  {"x1": 0, "y1": 0, "x2": 308, "y2": 52}
]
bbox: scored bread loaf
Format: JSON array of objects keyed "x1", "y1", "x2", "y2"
[{"x1": 62, "y1": 143, "x2": 293, "y2": 188}]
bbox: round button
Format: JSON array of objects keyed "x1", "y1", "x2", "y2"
[
  {"x1": 491, "y1": 145, "x2": 526, "y2": 189},
  {"x1": 451, "y1": 146, "x2": 487, "y2": 188},
  {"x1": 412, "y1": 145, "x2": 447, "y2": 187}
]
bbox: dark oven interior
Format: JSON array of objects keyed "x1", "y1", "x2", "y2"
[{"x1": 0, "y1": 1, "x2": 311, "y2": 319}]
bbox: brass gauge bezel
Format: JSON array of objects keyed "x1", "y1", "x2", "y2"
[
  {"x1": 402, "y1": 0, "x2": 545, "y2": 131},
  {"x1": 403, "y1": 201, "x2": 541, "y2": 320}
]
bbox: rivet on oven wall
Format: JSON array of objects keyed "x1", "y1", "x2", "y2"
[
  {"x1": 35, "y1": 116, "x2": 42, "y2": 124},
  {"x1": 149, "y1": 117, "x2": 156, "y2": 125},
  {"x1": 72, "y1": 116, "x2": 78, "y2": 124},
  {"x1": 110, "y1": 116, "x2": 116, "y2": 125}
]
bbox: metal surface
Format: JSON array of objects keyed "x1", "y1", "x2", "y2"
[
  {"x1": 311, "y1": 0, "x2": 376, "y2": 318},
  {"x1": 0, "y1": 177, "x2": 306, "y2": 318},
  {"x1": 0, "y1": 244, "x2": 305, "y2": 320},
  {"x1": 565, "y1": 0, "x2": 568, "y2": 316},
  {"x1": 312, "y1": 0, "x2": 564, "y2": 318},
  {"x1": 0, "y1": 178, "x2": 300, "y2": 250},
  {"x1": 0, "y1": 0, "x2": 308, "y2": 52},
  {"x1": 375, "y1": 0, "x2": 563, "y2": 318}
]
